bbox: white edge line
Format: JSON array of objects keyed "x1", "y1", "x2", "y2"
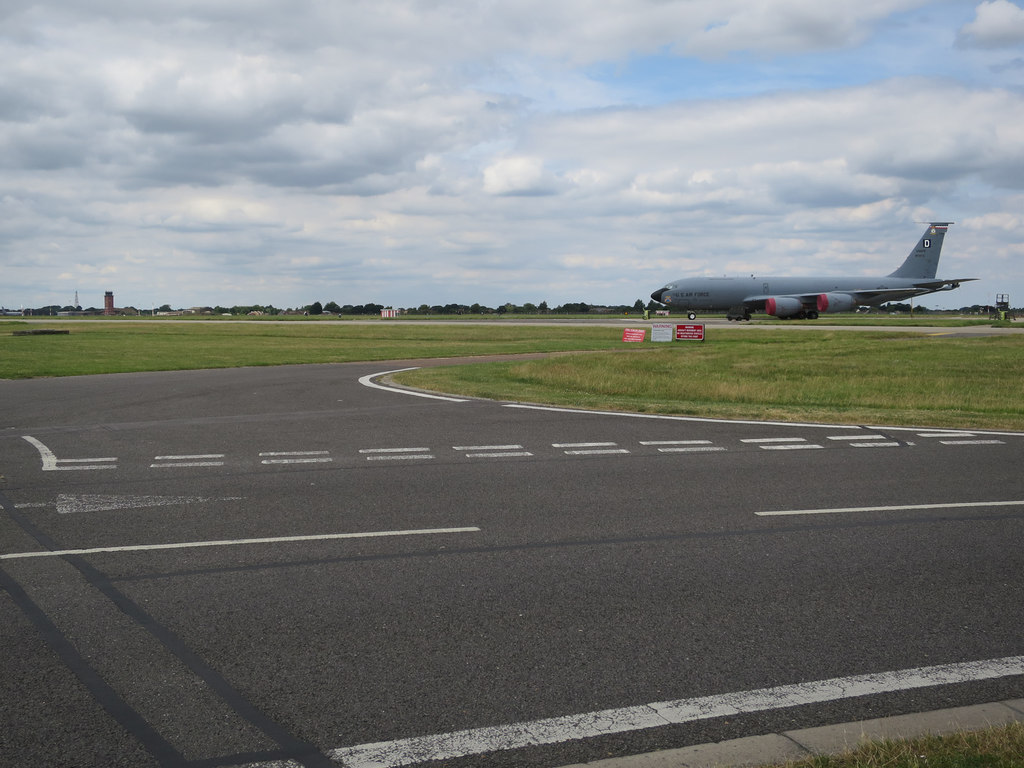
[
  {"x1": 756, "y1": 500, "x2": 1024, "y2": 517},
  {"x1": 940, "y1": 440, "x2": 1006, "y2": 445},
  {"x1": 500, "y1": 405, "x2": 1024, "y2": 437},
  {"x1": 324, "y1": 656, "x2": 1024, "y2": 768},
  {"x1": 0, "y1": 527, "x2": 481, "y2": 560},
  {"x1": 358, "y1": 369, "x2": 468, "y2": 402}
]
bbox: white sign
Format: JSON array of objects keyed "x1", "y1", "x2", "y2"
[{"x1": 651, "y1": 323, "x2": 674, "y2": 342}]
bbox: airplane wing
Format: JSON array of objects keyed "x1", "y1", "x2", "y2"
[
  {"x1": 738, "y1": 278, "x2": 978, "y2": 317},
  {"x1": 740, "y1": 278, "x2": 977, "y2": 308}
]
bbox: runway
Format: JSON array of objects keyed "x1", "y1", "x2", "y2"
[{"x1": 2, "y1": 361, "x2": 1022, "y2": 767}]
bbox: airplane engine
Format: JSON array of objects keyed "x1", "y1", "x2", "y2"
[
  {"x1": 816, "y1": 292, "x2": 857, "y2": 313},
  {"x1": 765, "y1": 297, "x2": 804, "y2": 318}
]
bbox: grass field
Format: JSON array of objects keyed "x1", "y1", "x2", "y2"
[
  {"x1": 0, "y1": 320, "x2": 622, "y2": 378},
  {"x1": 770, "y1": 721, "x2": 1024, "y2": 768},
  {"x1": 394, "y1": 329, "x2": 1024, "y2": 430},
  {"x1": 4, "y1": 319, "x2": 1022, "y2": 430}
]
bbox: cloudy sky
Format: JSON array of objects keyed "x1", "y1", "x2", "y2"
[{"x1": 3, "y1": 0, "x2": 1024, "y2": 311}]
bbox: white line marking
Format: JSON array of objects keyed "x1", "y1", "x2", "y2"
[
  {"x1": 827, "y1": 435, "x2": 887, "y2": 441},
  {"x1": 756, "y1": 500, "x2": 1024, "y2": 517},
  {"x1": 260, "y1": 458, "x2": 334, "y2": 465},
  {"x1": 259, "y1": 451, "x2": 330, "y2": 457},
  {"x1": 360, "y1": 448, "x2": 431, "y2": 454},
  {"x1": 759, "y1": 444, "x2": 823, "y2": 451},
  {"x1": 454, "y1": 445, "x2": 533, "y2": 458},
  {"x1": 50, "y1": 494, "x2": 239, "y2": 515},
  {"x1": 22, "y1": 436, "x2": 117, "y2": 471},
  {"x1": 156, "y1": 454, "x2": 226, "y2": 460},
  {"x1": 453, "y1": 445, "x2": 524, "y2": 451},
  {"x1": 940, "y1": 439, "x2": 1006, "y2": 445},
  {"x1": 364, "y1": 455, "x2": 434, "y2": 461},
  {"x1": 851, "y1": 442, "x2": 901, "y2": 448},
  {"x1": 0, "y1": 527, "x2": 481, "y2": 560},
  {"x1": 500, "y1": 404, "x2": 1024, "y2": 437},
  {"x1": 640, "y1": 440, "x2": 713, "y2": 446},
  {"x1": 742, "y1": 437, "x2": 806, "y2": 444},
  {"x1": 564, "y1": 449, "x2": 631, "y2": 456},
  {"x1": 323, "y1": 656, "x2": 1024, "y2": 768},
  {"x1": 463, "y1": 452, "x2": 533, "y2": 459},
  {"x1": 501, "y1": 404, "x2": 866, "y2": 429},
  {"x1": 658, "y1": 446, "x2": 727, "y2": 453},
  {"x1": 358, "y1": 369, "x2": 468, "y2": 402},
  {"x1": 552, "y1": 442, "x2": 619, "y2": 448},
  {"x1": 49, "y1": 465, "x2": 119, "y2": 471},
  {"x1": 151, "y1": 453, "x2": 226, "y2": 468},
  {"x1": 151, "y1": 462, "x2": 225, "y2": 468},
  {"x1": 918, "y1": 432, "x2": 977, "y2": 438}
]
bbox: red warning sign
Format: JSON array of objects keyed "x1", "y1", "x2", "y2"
[
  {"x1": 674, "y1": 324, "x2": 705, "y2": 341},
  {"x1": 622, "y1": 328, "x2": 646, "y2": 342}
]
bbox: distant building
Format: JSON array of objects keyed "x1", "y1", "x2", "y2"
[{"x1": 104, "y1": 291, "x2": 115, "y2": 316}]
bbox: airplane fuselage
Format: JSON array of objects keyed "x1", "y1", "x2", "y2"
[
  {"x1": 650, "y1": 223, "x2": 971, "y2": 320},
  {"x1": 657, "y1": 275, "x2": 932, "y2": 311}
]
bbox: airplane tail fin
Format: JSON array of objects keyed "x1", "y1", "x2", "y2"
[{"x1": 887, "y1": 222, "x2": 952, "y2": 279}]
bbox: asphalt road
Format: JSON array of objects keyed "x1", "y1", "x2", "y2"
[{"x1": 2, "y1": 360, "x2": 1022, "y2": 768}]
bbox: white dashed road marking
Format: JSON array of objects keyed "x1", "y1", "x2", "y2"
[
  {"x1": 152, "y1": 454, "x2": 226, "y2": 468},
  {"x1": 554, "y1": 442, "x2": 630, "y2": 456},
  {"x1": 454, "y1": 445, "x2": 533, "y2": 458},
  {"x1": 360, "y1": 448, "x2": 434, "y2": 461},
  {"x1": 260, "y1": 451, "x2": 333, "y2": 465},
  {"x1": 742, "y1": 437, "x2": 823, "y2": 451},
  {"x1": 641, "y1": 440, "x2": 725, "y2": 453}
]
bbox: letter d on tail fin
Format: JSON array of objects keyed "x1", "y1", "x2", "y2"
[{"x1": 888, "y1": 222, "x2": 952, "y2": 280}]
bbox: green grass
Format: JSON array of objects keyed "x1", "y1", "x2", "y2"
[
  {"x1": 394, "y1": 330, "x2": 1024, "y2": 431},
  {"x1": 0, "y1": 320, "x2": 623, "y2": 378},
  {"x1": 771, "y1": 721, "x2": 1024, "y2": 767}
]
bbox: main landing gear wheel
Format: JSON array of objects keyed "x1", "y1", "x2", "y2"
[{"x1": 687, "y1": 312, "x2": 696, "y2": 320}]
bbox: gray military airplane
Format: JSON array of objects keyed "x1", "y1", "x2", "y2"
[{"x1": 650, "y1": 222, "x2": 974, "y2": 320}]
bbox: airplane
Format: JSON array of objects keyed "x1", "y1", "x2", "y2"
[{"x1": 650, "y1": 222, "x2": 974, "y2": 320}]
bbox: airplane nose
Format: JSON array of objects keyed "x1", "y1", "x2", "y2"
[{"x1": 651, "y1": 289, "x2": 666, "y2": 304}]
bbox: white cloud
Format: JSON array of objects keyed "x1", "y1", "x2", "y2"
[
  {"x1": 958, "y1": 0, "x2": 1024, "y2": 48},
  {"x1": 483, "y1": 156, "x2": 560, "y2": 196},
  {"x1": 0, "y1": 1, "x2": 1021, "y2": 312}
]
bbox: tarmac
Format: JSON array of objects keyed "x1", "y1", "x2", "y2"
[{"x1": 560, "y1": 699, "x2": 1024, "y2": 767}]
